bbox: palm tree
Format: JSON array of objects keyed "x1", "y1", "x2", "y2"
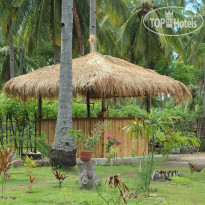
[
  {"x1": 118, "y1": 0, "x2": 183, "y2": 67},
  {"x1": 0, "y1": 0, "x2": 18, "y2": 79},
  {"x1": 96, "y1": 0, "x2": 128, "y2": 56},
  {"x1": 12, "y1": 0, "x2": 89, "y2": 62},
  {"x1": 50, "y1": 0, "x2": 76, "y2": 167},
  {"x1": 0, "y1": 30, "x2": 37, "y2": 87}
]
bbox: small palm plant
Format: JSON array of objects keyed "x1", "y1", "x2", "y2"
[
  {"x1": 0, "y1": 145, "x2": 21, "y2": 198},
  {"x1": 124, "y1": 108, "x2": 200, "y2": 193}
]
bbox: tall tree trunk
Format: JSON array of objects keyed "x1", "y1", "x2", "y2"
[
  {"x1": 54, "y1": 45, "x2": 60, "y2": 64},
  {"x1": 9, "y1": 35, "x2": 15, "y2": 79},
  {"x1": 73, "y1": 0, "x2": 84, "y2": 56},
  {"x1": 50, "y1": 0, "x2": 76, "y2": 168},
  {"x1": 19, "y1": 40, "x2": 25, "y2": 75},
  {"x1": 90, "y1": 0, "x2": 96, "y2": 50},
  {"x1": 203, "y1": 69, "x2": 205, "y2": 118},
  {"x1": 200, "y1": 80, "x2": 203, "y2": 97},
  {"x1": 130, "y1": 48, "x2": 135, "y2": 63}
]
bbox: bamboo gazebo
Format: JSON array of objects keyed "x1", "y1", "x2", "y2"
[{"x1": 3, "y1": 37, "x2": 192, "y2": 158}]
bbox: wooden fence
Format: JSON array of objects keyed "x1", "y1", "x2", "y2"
[
  {"x1": 40, "y1": 117, "x2": 148, "y2": 158},
  {"x1": 0, "y1": 120, "x2": 37, "y2": 155}
]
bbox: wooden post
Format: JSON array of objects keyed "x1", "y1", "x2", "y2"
[
  {"x1": 146, "y1": 95, "x2": 151, "y2": 113},
  {"x1": 102, "y1": 98, "x2": 105, "y2": 111},
  {"x1": 38, "y1": 96, "x2": 42, "y2": 136},
  {"x1": 87, "y1": 91, "x2": 90, "y2": 117}
]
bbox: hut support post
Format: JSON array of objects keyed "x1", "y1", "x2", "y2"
[
  {"x1": 102, "y1": 98, "x2": 105, "y2": 112},
  {"x1": 38, "y1": 96, "x2": 42, "y2": 136},
  {"x1": 87, "y1": 91, "x2": 90, "y2": 117},
  {"x1": 102, "y1": 98, "x2": 106, "y2": 117},
  {"x1": 146, "y1": 95, "x2": 151, "y2": 113}
]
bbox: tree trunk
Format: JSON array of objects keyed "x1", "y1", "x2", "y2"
[
  {"x1": 78, "y1": 161, "x2": 102, "y2": 189},
  {"x1": 90, "y1": 0, "x2": 96, "y2": 50},
  {"x1": 50, "y1": 0, "x2": 76, "y2": 168},
  {"x1": 9, "y1": 35, "x2": 15, "y2": 79},
  {"x1": 203, "y1": 69, "x2": 205, "y2": 118},
  {"x1": 19, "y1": 40, "x2": 25, "y2": 75},
  {"x1": 148, "y1": 138, "x2": 154, "y2": 195},
  {"x1": 73, "y1": 0, "x2": 84, "y2": 56},
  {"x1": 146, "y1": 95, "x2": 151, "y2": 113},
  {"x1": 200, "y1": 80, "x2": 203, "y2": 97},
  {"x1": 130, "y1": 48, "x2": 135, "y2": 63},
  {"x1": 54, "y1": 45, "x2": 60, "y2": 64}
]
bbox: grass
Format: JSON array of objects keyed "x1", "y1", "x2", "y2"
[{"x1": 0, "y1": 162, "x2": 205, "y2": 205}]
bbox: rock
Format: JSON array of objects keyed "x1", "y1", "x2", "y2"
[
  {"x1": 21, "y1": 153, "x2": 42, "y2": 160},
  {"x1": 152, "y1": 171, "x2": 159, "y2": 181},
  {"x1": 149, "y1": 194, "x2": 158, "y2": 197},
  {"x1": 177, "y1": 171, "x2": 182, "y2": 177}
]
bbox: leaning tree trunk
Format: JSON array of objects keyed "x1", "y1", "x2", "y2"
[
  {"x1": 73, "y1": 0, "x2": 84, "y2": 56},
  {"x1": 50, "y1": 0, "x2": 76, "y2": 168},
  {"x1": 9, "y1": 35, "x2": 15, "y2": 79},
  {"x1": 19, "y1": 40, "x2": 25, "y2": 75}
]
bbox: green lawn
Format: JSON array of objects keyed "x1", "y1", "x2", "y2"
[{"x1": 1, "y1": 163, "x2": 205, "y2": 205}]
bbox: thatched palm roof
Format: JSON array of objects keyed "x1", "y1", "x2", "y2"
[{"x1": 3, "y1": 51, "x2": 191, "y2": 102}]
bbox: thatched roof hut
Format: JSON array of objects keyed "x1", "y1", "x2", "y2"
[{"x1": 3, "y1": 51, "x2": 191, "y2": 103}]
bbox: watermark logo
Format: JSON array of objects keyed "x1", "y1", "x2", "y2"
[{"x1": 143, "y1": 6, "x2": 204, "y2": 36}]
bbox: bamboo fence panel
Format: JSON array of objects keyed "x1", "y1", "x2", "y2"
[{"x1": 40, "y1": 118, "x2": 148, "y2": 158}]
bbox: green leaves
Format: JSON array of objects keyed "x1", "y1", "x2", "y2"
[
  {"x1": 124, "y1": 108, "x2": 200, "y2": 156},
  {"x1": 68, "y1": 121, "x2": 105, "y2": 151}
]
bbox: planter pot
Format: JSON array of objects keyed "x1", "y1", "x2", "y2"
[{"x1": 79, "y1": 151, "x2": 93, "y2": 162}]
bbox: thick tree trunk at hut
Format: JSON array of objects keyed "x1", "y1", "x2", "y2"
[
  {"x1": 78, "y1": 161, "x2": 101, "y2": 189},
  {"x1": 50, "y1": 0, "x2": 76, "y2": 168}
]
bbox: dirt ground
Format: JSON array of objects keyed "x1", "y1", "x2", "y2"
[{"x1": 158, "y1": 152, "x2": 205, "y2": 169}]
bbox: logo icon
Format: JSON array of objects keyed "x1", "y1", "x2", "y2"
[
  {"x1": 165, "y1": 11, "x2": 173, "y2": 28},
  {"x1": 143, "y1": 6, "x2": 204, "y2": 36}
]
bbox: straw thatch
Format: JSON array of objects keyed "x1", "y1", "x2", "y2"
[{"x1": 3, "y1": 51, "x2": 192, "y2": 102}]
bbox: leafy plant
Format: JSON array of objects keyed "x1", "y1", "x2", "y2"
[
  {"x1": 24, "y1": 156, "x2": 36, "y2": 193},
  {"x1": 124, "y1": 108, "x2": 200, "y2": 194},
  {"x1": 0, "y1": 145, "x2": 21, "y2": 198},
  {"x1": 53, "y1": 171, "x2": 67, "y2": 187},
  {"x1": 106, "y1": 136, "x2": 121, "y2": 165},
  {"x1": 169, "y1": 177, "x2": 190, "y2": 185},
  {"x1": 136, "y1": 157, "x2": 152, "y2": 192},
  {"x1": 107, "y1": 147, "x2": 119, "y2": 166},
  {"x1": 36, "y1": 131, "x2": 50, "y2": 158},
  {"x1": 108, "y1": 175, "x2": 129, "y2": 204},
  {"x1": 68, "y1": 121, "x2": 106, "y2": 151}
]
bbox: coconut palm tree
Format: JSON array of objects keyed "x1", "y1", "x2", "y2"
[
  {"x1": 0, "y1": 0, "x2": 18, "y2": 79},
  {"x1": 118, "y1": 0, "x2": 184, "y2": 67},
  {"x1": 0, "y1": 32, "x2": 38, "y2": 88},
  {"x1": 12, "y1": 0, "x2": 90, "y2": 62},
  {"x1": 50, "y1": 0, "x2": 76, "y2": 167}
]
